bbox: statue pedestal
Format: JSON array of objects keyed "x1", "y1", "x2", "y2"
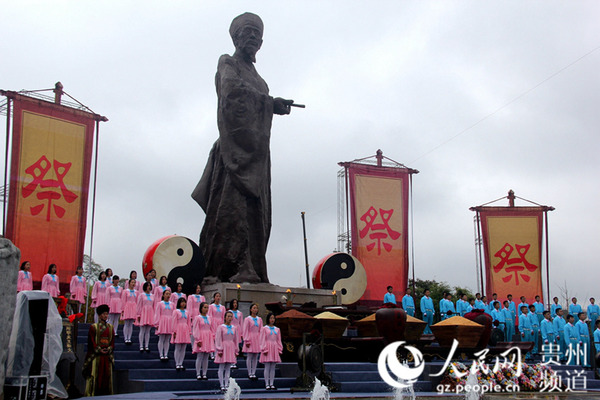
[{"x1": 201, "y1": 282, "x2": 340, "y2": 318}]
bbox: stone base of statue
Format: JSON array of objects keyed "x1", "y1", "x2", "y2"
[{"x1": 201, "y1": 282, "x2": 341, "y2": 317}]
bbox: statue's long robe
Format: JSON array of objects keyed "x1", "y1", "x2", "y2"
[{"x1": 192, "y1": 53, "x2": 273, "y2": 283}]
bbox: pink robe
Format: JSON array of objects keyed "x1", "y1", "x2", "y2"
[
  {"x1": 169, "y1": 292, "x2": 187, "y2": 305},
  {"x1": 259, "y1": 325, "x2": 282, "y2": 363},
  {"x1": 136, "y1": 292, "x2": 155, "y2": 326},
  {"x1": 242, "y1": 315, "x2": 263, "y2": 353},
  {"x1": 192, "y1": 315, "x2": 214, "y2": 353},
  {"x1": 154, "y1": 301, "x2": 175, "y2": 334},
  {"x1": 214, "y1": 324, "x2": 239, "y2": 364},
  {"x1": 121, "y1": 289, "x2": 138, "y2": 320},
  {"x1": 17, "y1": 270, "x2": 33, "y2": 292},
  {"x1": 187, "y1": 294, "x2": 206, "y2": 320},
  {"x1": 152, "y1": 285, "x2": 171, "y2": 306},
  {"x1": 69, "y1": 275, "x2": 87, "y2": 303},
  {"x1": 91, "y1": 281, "x2": 109, "y2": 308},
  {"x1": 230, "y1": 310, "x2": 244, "y2": 335},
  {"x1": 106, "y1": 285, "x2": 124, "y2": 314},
  {"x1": 208, "y1": 303, "x2": 225, "y2": 333},
  {"x1": 41, "y1": 273, "x2": 60, "y2": 297},
  {"x1": 170, "y1": 309, "x2": 191, "y2": 344}
]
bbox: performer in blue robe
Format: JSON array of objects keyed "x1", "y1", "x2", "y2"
[
  {"x1": 550, "y1": 297, "x2": 562, "y2": 318},
  {"x1": 533, "y1": 295, "x2": 544, "y2": 323},
  {"x1": 420, "y1": 289, "x2": 434, "y2": 334},
  {"x1": 576, "y1": 312, "x2": 591, "y2": 367},
  {"x1": 402, "y1": 288, "x2": 415, "y2": 316},
  {"x1": 502, "y1": 301, "x2": 514, "y2": 341},
  {"x1": 541, "y1": 311, "x2": 556, "y2": 345},
  {"x1": 438, "y1": 292, "x2": 448, "y2": 321},
  {"x1": 491, "y1": 302, "x2": 506, "y2": 338},
  {"x1": 553, "y1": 308, "x2": 567, "y2": 361},
  {"x1": 519, "y1": 306, "x2": 533, "y2": 359},
  {"x1": 481, "y1": 296, "x2": 491, "y2": 316},
  {"x1": 564, "y1": 315, "x2": 580, "y2": 366},
  {"x1": 466, "y1": 298, "x2": 475, "y2": 314},
  {"x1": 587, "y1": 297, "x2": 599, "y2": 328},
  {"x1": 517, "y1": 296, "x2": 529, "y2": 315},
  {"x1": 383, "y1": 286, "x2": 396, "y2": 305},
  {"x1": 594, "y1": 320, "x2": 600, "y2": 360},
  {"x1": 457, "y1": 294, "x2": 468, "y2": 316},
  {"x1": 444, "y1": 293, "x2": 456, "y2": 320},
  {"x1": 474, "y1": 293, "x2": 485, "y2": 310},
  {"x1": 489, "y1": 293, "x2": 500, "y2": 312},
  {"x1": 569, "y1": 297, "x2": 582, "y2": 316},
  {"x1": 528, "y1": 305, "x2": 540, "y2": 355}
]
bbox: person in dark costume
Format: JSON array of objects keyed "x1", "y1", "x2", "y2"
[{"x1": 83, "y1": 304, "x2": 114, "y2": 396}]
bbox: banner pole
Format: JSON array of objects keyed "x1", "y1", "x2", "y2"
[
  {"x1": 544, "y1": 210, "x2": 550, "y2": 306},
  {"x1": 344, "y1": 166, "x2": 350, "y2": 253},
  {"x1": 476, "y1": 211, "x2": 485, "y2": 294},
  {"x1": 3, "y1": 98, "x2": 11, "y2": 236},
  {"x1": 84, "y1": 119, "x2": 101, "y2": 322},
  {"x1": 301, "y1": 212, "x2": 310, "y2": 288},
  {"x1": 410, "y1": 173, "x2": 415, "y2": 295}
]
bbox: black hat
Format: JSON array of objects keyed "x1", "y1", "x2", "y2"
[{"x1": 96, "y1": 304, "x2": 109, "y2": 315}]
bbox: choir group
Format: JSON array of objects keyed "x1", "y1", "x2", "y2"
[
  {"x1": 16, "y1": 264, "x2": 283, "y2": 392},
  {"x1": 387, "y1": 286, "x2": 600, "y2": 366}
]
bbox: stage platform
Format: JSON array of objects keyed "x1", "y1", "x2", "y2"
[{"x1": 74, "y1": 323, "x2": 600, "y2": 400}]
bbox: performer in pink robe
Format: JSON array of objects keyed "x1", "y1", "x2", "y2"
[
  {"x1": 154, "y1": 290, "x2": 174, "y2": 360},
  {"x1": 169, "y1": 283, "x2": 187, "y2": 304},
  {"x1": 69, "y1": 266, "x2": 87, "y2": 311},
  {"x1": 260, "y1": 312, "x2": 283, "y2": 390},
  {"x1": 214, "y1": 311, "x2": 239, "y2": 392},
  {"x1": 152, "y1": 276, "x2": 171, "y2": 307},
  {"x1": 187, "y1": 284, "x2": 206, "y2": 321},
  {"x1": 136, "y1": 282, "x2": 154, "y2": 352},
  {"x1": 192, "y1": 302, "x2": 213, "y2": 380},
  {"x1": 242, "y1": 303, "x2": 263, "y2": 380},
  {"x1": 125, "y1": 270, "x2": 142, "y2": 292},
  {"x1": 106, "y1": 276, "x2": 123, "y2": 336},
  {"x1": 121, "y1": 279, "x2": 138, "y2": 344},
  {"x1": 17, "y1": 261, "x2": 34, "y2": 292},
  {"x1": 208, "y1": 292, "x2": 225, "y2": 333},
  {"x1": 41, "y1": 264, "x2": 60, "y2": 297},
  {"x1": 171, "y1": 298, "x2": 191, "y2": 370}
]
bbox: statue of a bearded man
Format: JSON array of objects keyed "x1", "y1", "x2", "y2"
[{"x1": 192, "y1": 12, "x2": 294, "y2": 284}]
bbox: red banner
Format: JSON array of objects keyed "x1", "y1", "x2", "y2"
[
  {"x1": 6, "y1": 94, "x2": 95, "y2": 291},
  {"x1": 479, "y1": 207, "x2": 544, "y2": 304},
  {"x1": 347, "y1": 163, "x2": 409, "y2": 302}
]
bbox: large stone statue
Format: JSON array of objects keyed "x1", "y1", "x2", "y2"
[{"x1": 192, "y1": 12, "x2": 294, "y2": 284}]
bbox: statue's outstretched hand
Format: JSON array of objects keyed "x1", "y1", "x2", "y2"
[{"x1": 273, "y1": 97, "x2": 293, "y2": 115}]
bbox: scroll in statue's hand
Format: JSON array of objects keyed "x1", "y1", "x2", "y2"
[{"x1": 273, "y1": 97, "x2": 293, "y2": 115}]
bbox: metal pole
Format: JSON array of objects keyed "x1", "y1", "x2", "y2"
[
  {"x1": 344, "y1": 167, "x2": 350, "y2": 253},
  {"x1": 301, "y1": 212, "x2": 310, "y2": 288},
  {"x1": 544, "y1": 210, "x2": 550, "y2": 306},
  {"x1": 3, "y1": 98, "x2": 11, "y2": 236},
  {"x1": 476, "y1": 211, "x2": 485, "y2": 294},
  {"x1": 84, "y1": 119, "x2": 101, "y2": 322}
]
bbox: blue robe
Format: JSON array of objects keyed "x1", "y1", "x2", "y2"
[
  {"x1": 594, "y1": 328, "x2": 600, "y2": 352},
  {"x1": 553, "y1": 315, "x2": 567, "y2": 360},
  {"x1": 519, "y1": 312, "x2": 533, "y2": 358},
  {"x1": 420, "y1": 296, "x2": 434, "y2": 334},
  {"x1": 533, "y1": 301, "x2": 544, "y2": 323},
  {"x1": 491, "y1": 309, "x2": 506, "y2": 336},
  {"x1": 576, "y1": 320, "x2": 590, "y2": 367},
  {"x1": 502, "y1": 308, "x2": 514, "y2": 340},
  {"x1": 563, "y1": 323, "x2": 580, "y2": 366},
  {"x1": 541, "y1": 319, "x2": 556, "y2": 344},
  {"x1": 569, "y1": 303, "x2": 582, "y2": 316},
  {"x1": 402, "y1": 295, "x2": 415, "y2": 316},
  {"x1": 508, "y1": 301, "x2": 517, "y2": 324},
  {"x1": 587, "y1": 304, "x2": 599, "y2": 327},
  {"x1": 474, "y1": 299, "x2": 485, "y2": 310},
  {"x1": 550, "y1": 303, "x2": 562, "y2": 318},
  {"x1": 384, "y1": 292, "x2": 396, "y2": 305},
  {"x1": 528, "y1": 312, "x2": 540, "y2": 354}
]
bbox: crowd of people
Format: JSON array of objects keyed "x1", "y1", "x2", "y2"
[
  {"x1": 385, "y1": 286, "x2": 600, "y2": 366},
  {"x1": 16, "y1": 264, "x2": 284, "y2": 394}
]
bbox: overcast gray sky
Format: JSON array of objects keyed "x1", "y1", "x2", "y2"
[{"x1": 1, "y1": 1, "x2": 599, "y2": 305}]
